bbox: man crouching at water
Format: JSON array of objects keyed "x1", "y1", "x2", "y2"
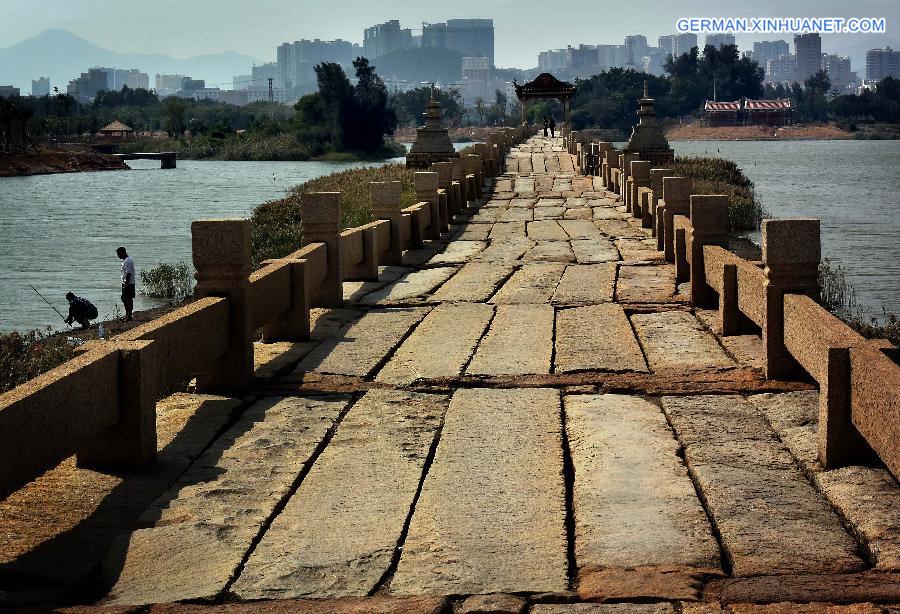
[
  {"x1": 117, "y1": 246, "x2": 136, "y2": 322},
  {"x1": 64, "y1": 292, "x2": 98, "y2": 330}
]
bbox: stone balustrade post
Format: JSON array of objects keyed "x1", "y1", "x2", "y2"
[
  {"x1": 628, "y1": 161, "x2": 651, "y2": 217},
  {"x1": 688, "y1": 195, "x2": 730, "y2": 306},
  {"x1": 77, "y1": 339, "x2": 158, "y2": 471},
  {"x1": 451, "y1": 158, "x2": 468, "y2": 208},
  {"x1": 657, "y1": 177, "x2": 692, "y2": 260},
  {"x1": 191, "y1": 218, "x2": 254, "y2": 392},
  {"x1": 300, "y1": 192, "x2": 343, "y2": 307},
  {"x1": 415, "y1": 172, "x2": 444, "y2": 237},
  {"x1": 762, "y1": 219, "x2": 821, "y2": 378},
  {"x1": 603, "y1": 150, "x2": 619, "y2": 190},
  {"x1": 371, "y1": 180, "x2": 405, "y2": 265},
  {"x1": 648, "y1": 169, "x2": 673, "y2": 231},
  {"x1": 433, "y1": 162, "x2": 454, "y2": 221},
  {"x1": 619, "y1": 153, "x2": 639, "y2": 200},
  {"x1": 465, "y1": 154, "x2": 484, "y2": 198}
]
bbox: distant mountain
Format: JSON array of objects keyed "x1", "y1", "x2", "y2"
[{"x1": 0, "y1": 29, "x2": 263, "y2": 93}]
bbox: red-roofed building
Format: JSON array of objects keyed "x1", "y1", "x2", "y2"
[{"x1": 703, "y1": 98, "x2": 792, "y2": 126}]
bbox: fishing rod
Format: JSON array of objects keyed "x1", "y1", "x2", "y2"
[{"x1": 27, "y1": 283, "x2": 71, "y2": 327}]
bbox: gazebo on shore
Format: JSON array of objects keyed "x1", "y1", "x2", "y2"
[{"x1": 97, "y1": 120, "x2": 135, "y2": 140}]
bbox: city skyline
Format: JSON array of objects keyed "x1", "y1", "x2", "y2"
[{"x1": 2, "y1": 0, "x2": 898, "y2": 69}]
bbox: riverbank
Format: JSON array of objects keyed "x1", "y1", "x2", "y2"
[
  {"x1": 0, "y1": 148, "x2": 128, "y2": 177},
  {"x1": 119, "y1": 135, "x2": 406, "y2": 162},
  {"x1": 666, "y1": 122, "x2": 853, "y2": 140}
]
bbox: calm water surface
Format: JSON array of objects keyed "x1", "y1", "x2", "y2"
[
  {"x1": 0, "y1": 140, "x2": 897, "y2": 331},
  {"x1": 673, "y1": 140, "x2": 900, "y2": 318}
]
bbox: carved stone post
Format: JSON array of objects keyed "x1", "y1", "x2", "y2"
[
  {"x1": 300, "y1": 192, "x2": 342, "y2": 307},
  {"x1": 415, "y1": 172, "x2": 443, "y2": 237},
  {"x1": 451, "y1": 157, "x2": 468, "y2": 209},
  {"x1": 762, "y1": 219, "x2": 821, "y2": 379},
  {"x1": 629, "y1": 161, "x2": 651, "y2": 217},
  {"x1": 433, "y1": 162, "x2": 453, "y2": 227},
  {"x1": 371, "y1": 181, "x2": 405, "y2": 265},
  {"x1": 648, "y1": 168, "x2": 673, "y2": 231},
  {"x1": 191, "y1": 218, "x2": 254, "y2": 391},
  {"x1": 688, "y1": 195, "x2": 730, "y2": 307},
  {"x1": 658, "y1": 177, "x2": 692, "y2": 260}
]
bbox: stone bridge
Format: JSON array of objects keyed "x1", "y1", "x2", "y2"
[{"x1": 1, "y1": 131, "x2": 900, "y2": 614}]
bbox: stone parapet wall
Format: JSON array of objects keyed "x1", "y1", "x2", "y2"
[
  {"x1": 573, "y1": 135, "x2": 899, "y2": 479},
  {"x1": 0, "y1": 127, "x2": 527, "y2": 500}
]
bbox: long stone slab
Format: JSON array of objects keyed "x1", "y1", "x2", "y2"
[
  {"x1": 291, "y1": 308, "x2": 430, "y2": 378},
  {"x1": 552, "y1": 264, "x2": 616, "y2": 306},
  {"x1": 661, "y1": 394, "x2": 865, "y2": 576},
  {"x1": 525, "y1": 241, "x2": 575, "y2": 263},
  {"x1": 749, "y1": 391, "x2": 900, "y2": 571},
  {"x1": 466, "y1": 304, "x2": 554, "y2": 375},
  {"x1": 490, "y1": 263, "x2": 566, "y2": 304},
  {"x1": 475, "y1": 238, "x2": 533, "y2": 263},
  {"x1": 375, "y1": 303, "x2": 493, "y2": 385},
  {"x1": 559, "y1": 219, "x2": 599, "y2": 239},
  {"x1": 390, "y1": 388, "x2": 568, "y2": 595},
  {"x1": 615, "y1": 265, "x2": 676, "y2": 302},
  {"x1": 555, "y1": 304, "x2": 648, "y2": 373},
  {"x1": 631, "y1": 311, "x2": 735, "y2": 373},
  {"x1": 427, "y1": 240, "x2": 487, "y2": 265},
  {"x1": 565, "y1": 394, "x2": 721, "y2": 575},
  {"x1": 572, "y1": 238, "x2": 619, "y2": 263},
  {"x1": 431, "y1": 262, "x2": 515, "y2": 302},
  {"x1": 528, "y1": 220, "x2": 569, "y2": 241},
  {"x1": 101, "y1": 396, "x2": 351, "y2": 605},
  {"x1": 232, "y1": 390, "x2": 448, "y2": 600},
  {"x1": 360, "y1": 267, "x2": 457, "y2": 304}
]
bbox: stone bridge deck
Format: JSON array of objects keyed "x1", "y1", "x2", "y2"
[{"x1": 3, "y1": 136, "x2": 900, "y2": 613}]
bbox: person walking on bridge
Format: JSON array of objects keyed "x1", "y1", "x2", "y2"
[
  {"x1": 116, "y1": 246, "x2": 136, "y2": 322},
  {"x1": 542, "y1": 116, "x2": 548, "y2": 137},
  {"x1": 549, "y1": 117, "x2": 556, "y2": 138},
  {"x1": 64, "y1": 292, "x2": 98, "y2": 330}
]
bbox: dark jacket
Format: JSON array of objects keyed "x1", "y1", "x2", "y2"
[{"x1": 68, "y1": 296, "x2": 98, "y2": 320}]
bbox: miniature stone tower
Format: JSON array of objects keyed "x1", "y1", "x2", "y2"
[
  {"x1": 623, "y1": 80, "x2": 674, "y2": 166},
  {"x1": 406, "y1": 87, "x2": 458, "y2": 169}
]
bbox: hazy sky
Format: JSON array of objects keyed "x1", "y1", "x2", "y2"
[{"x1": 1, "y1": 0, "x2": 898, "y2": 66}]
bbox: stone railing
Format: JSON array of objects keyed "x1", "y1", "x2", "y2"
[
  {"x1": 0, "y1": 127, "x2": 528, "y2": 499},
  {"x1": 568, "y1": 135, "x2": 900, "y2": 479}
]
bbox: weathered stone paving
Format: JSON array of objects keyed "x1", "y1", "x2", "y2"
[{"x1": 5, "y1": 135, "x2": 900, "y2": 613}]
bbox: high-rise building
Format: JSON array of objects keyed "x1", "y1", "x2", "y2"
[
  {"x1": 658, "y1": 33, "x2": 697, "y2": 60},
  {"x1": 0, "y1": 85, "x2": 20, "y2": 98},
  {"x1": 31, "y1": 77, "x2": 50, "y2": 96},
  {"x1": 276, "y1": 39, "x2": 355, "y2": 90},
  {"x1": 66, "y1": 68, "x2": 111, "y2": 102},
  {"x1": 753, "y1": 40, "x2": 790, "y2": 73},
  {"x1": 794, "y1": 33, "x2": 822, "y2": 81},
  {"x1": 538, "y1": 49, "x2": 569, "y2": 72},
  {"x1": 705, "y1": 34, "x2": 736, "y2": 49},
  {"x1": 822, "y1": 54, "x2": 853, "y2": 92},
  {"x1": 866, "y1": 47, "x2": 900, "y2": 81},
  {"x1": 422, "y1": 19, "x2": 494, "y2": 67},
  {"x1": 766, "y1": 54, "x2": 797, "y2": 83},
  {"x1": 624, "y1": 35, "x2": 649, "y2": 67},
  {"x1": 597, "y1": 44, "x2": 627, "y2": 69},
  {"x1": 155, "y1": 74, "x2": 185, "y2": 96},
  {"x1": 363, "y1": 20, "x2": 412, "y2": 59}
]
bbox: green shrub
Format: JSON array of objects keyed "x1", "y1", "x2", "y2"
[
  {"x1": 250, "y1": 164, "x2": 416, "y2": 266},
  {"x1": 671, "y1": 157, "x2": 767, "y2": 231},
  {"x1": 140, "y1": 261, "x2": 194, "y2": 299},
  {"x1": 0, "y1": 329, "x2": 75, "y2": 394}
]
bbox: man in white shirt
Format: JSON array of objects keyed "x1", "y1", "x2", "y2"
[{"x1": 116, "y1": 246, "x2": 136, "y2": 322}]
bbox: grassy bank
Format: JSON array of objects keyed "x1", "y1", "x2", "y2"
[
  {"x1": 0, "y1": 329, "x2": 75, "y2": 394},
  {"x1": 251, "y1": 164, "x2": 416, "y2": 266},
  {"x1": 119, "y1": 135, "x2": 406, "y2": 162},
  {"x1": 671, "y1": 156, "x2": 767, "y2": 231}
]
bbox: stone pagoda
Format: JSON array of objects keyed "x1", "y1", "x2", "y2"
[
  {"x1": 406, "y1": 91, "x2": 457, "y2": 169},
  {"x1": 623, "y1": 81, "x2": 674, "y2": 165}
]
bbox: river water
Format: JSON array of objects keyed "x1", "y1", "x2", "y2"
[{"x1": 0, "y1": 140, "x2": 897, "y2": 332}]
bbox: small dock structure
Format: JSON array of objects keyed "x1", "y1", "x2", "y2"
[{"x1": 113, "y1": 152, "x2": 178, "y2": 169}]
